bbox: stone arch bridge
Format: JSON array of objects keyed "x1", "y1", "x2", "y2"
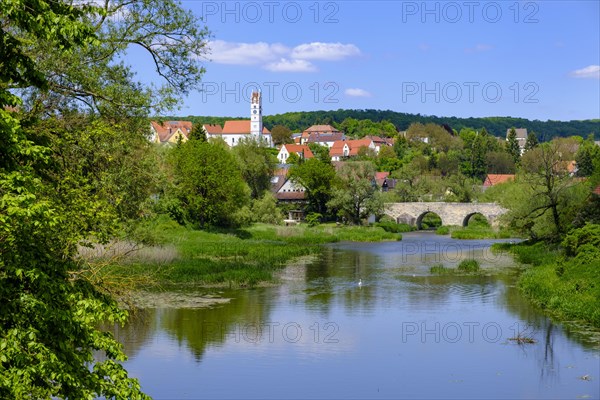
[{"x1": 384, "y1": 202, "x2": 507, "y2": 229}]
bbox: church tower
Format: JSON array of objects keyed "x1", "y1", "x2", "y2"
[{"x1": 250, "y1": 90, "x2": 263, "y2": 140}]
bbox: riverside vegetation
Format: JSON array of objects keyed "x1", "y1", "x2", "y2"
[{"x1": 93, "y1": 217, "x2": 402, "y2": 288}]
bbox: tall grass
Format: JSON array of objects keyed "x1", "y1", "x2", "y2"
[
  {"x1": 103, "y1": 218, "x2": 400, "y2": 287},
  {"x1": 505, "y1": 240, "x2": 600, "y2": 327}
]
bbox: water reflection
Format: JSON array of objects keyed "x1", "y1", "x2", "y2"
[{"x1": 111, "y1": 233, "x2": 599, "y2": 399}]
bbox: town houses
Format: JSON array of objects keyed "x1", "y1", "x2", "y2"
[{"x1": 150, "y1": 90, "x2": 396, "y2": 205}]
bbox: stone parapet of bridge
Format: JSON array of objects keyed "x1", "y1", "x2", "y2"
[{"x1": 384, "y1": 202, "x2": 508, "y2": 229}]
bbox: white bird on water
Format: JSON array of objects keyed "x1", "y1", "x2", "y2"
[{"x1": 358, "y1": 279, "x2": 363, "y2": 287}]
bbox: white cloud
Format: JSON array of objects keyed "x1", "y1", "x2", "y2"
[
  {"x1": 208, "y1": 40, "x2": 288, "y2": 65},
  {"x1": 345, "y1": 88, "x2": 371, "y2": 97},
  {"x1": 208, "y1": 40, "x2": 361, "y2": 72},
  {"x1": 570, "y1": 65, "x2": 600, "y2": 79},
  {"x1": 290, "y1": 42, "x2": 361, "y2": 61},
  {"x1": 464, "y1": 44, "x2": 493, "y2": 53},
  {"x1": 265, "y1": 58, "x2": 317, "y2": 73}
]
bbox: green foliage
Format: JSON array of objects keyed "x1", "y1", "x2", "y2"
[
  {"x1": 562, "y1": 223, "x2": 600, "y2": 256},
  {"x1": 575, "y1": 135, "x2": 600, "y2": 177},
  {"x1": 289, "y1": 158, "x2": 336, "y2": 215},
  {"x1": 420, "y1": 213, "x2": 442, "y2": 229},
  {"x1": 305, "y1": 212, "x2": 323, "y2": 226},
  {"x1": 232, "y1": 138, "x2": 276, "y2": 199},
  {"x1": 376, "y1": 221, "x2": 413, "y2": 233},
  {"x1": 524, "y1": 131, "x2": 539, "y2": 152},
  {"x1": 328, "y1": 161, "x2": 383, "y2": 224},
  {"x1": 511, "y1": 240, "x2": 600, "y2": 327},
  {"x1": 169, "y1": 140, "x2": 250, "y2": 228},
  {"x1": 308, "y1": 143, "x2": 332, "y2": 163},
  {"x1": 436, "y1": 226, "x2": 450, "y2": 235},
  {"x1": 251, "y1": 193, "x2": 282, "y2": 225},
  {"x1": 506, "y1": 128, "x2": 522, "y2": 166},
  {"x1": 457, "y1": 259, "x2": 480, "y2": 272},
  {"x1": 171, "y1": 111, "x2": 599, "y2": 140},
  {"x1": 518, "y1": 140, "x2": 586, "y2": 239},
  {"x1": 270, "y1": 124, "x2": 293, "y2": 145}
]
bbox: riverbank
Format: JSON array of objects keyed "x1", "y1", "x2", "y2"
[
  {"x1": 90, "y1": 217, "x2": 402, "y2": 288},
  {"x1": 493, "y1": 233, "x2": 600, "y2": 328}
]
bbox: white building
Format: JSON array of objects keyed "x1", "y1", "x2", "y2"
[{"x1": 205, "y1": 91, "x2": 273, "y2": 147}]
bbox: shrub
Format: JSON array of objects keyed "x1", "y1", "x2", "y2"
[
  {"x1": 305, "y1": 212, "x2": 322, "y2": 227},
  {"x1": 436, "y1": 226, "x2": 450, "y2": 235},
  {"x1": 458, "y1": 259, "x2": 480, "y2": 273},
  {"x1": 562, "y1": 223, "x2": 600, "y2": 256}
]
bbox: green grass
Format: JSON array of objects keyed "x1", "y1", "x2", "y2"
[
  {"x1": 505, "y1": 240, "x2": 600, "y2": 328},
  {"x1": 102, "y1": 217, "x2": 400, "y2": 288},
  {"x1": 430, "y1": 263, "x2": 454, "y2": 275},
  {"x1": 376, "y1": 220, "x2": 414, "y2": 233},
  {"x1": 457, "y1": 259, "x2": 480, "y2": 273},
  {"x1": 429, "y1": 259, "x2": 480, "y2": 275},
  {"x1": 450, "y1": 226, "x2": 514, "y2": 240}
]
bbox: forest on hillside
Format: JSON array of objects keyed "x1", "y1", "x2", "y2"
[{"x1": 165, "y1": 109, "x2": 600, "y2": 140}]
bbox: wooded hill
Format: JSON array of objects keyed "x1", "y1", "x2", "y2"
[{"x1": 164, "y1": 109, "x2": 600, "y2": 140}]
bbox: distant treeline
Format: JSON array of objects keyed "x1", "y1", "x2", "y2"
[{"x1": 161, "y1": 109, "x2": 600, "y2": 140}]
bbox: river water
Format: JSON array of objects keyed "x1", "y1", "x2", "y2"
[{"x1": 114, "y1": 232, "x2": 600, "y2": 399}]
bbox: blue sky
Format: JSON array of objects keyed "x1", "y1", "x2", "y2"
[{"x1": 142, "y1": 1, "x2": 600, "y2": 121}]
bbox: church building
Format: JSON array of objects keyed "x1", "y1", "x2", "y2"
[{"x1": 205, "y1": 91, "x2": 272, "y2": 147}]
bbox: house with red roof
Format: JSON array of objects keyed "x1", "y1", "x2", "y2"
[
  {"x1": 299, "y1": 125, "x2": 341, "y2": 145},
  {"x1": 277, "y1": 144, "x2": 314, "y2": 164},
  {"x1": 150, "y1": 120, "x2": 192, "y2": 144},
  {"x1": 483, "y1": 174, "x2": 515, "y2": 188}
]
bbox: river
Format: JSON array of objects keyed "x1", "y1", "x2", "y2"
[{"x1": 113, "y1": 232, "x2": 600, "y2": 399}]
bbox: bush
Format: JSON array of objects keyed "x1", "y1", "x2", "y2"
[
  {"x1": 305, "y1": 212, "x2": 322, "y2": 227},
  {"x1": 562, "y1": 223, "x2": 600, "y2": 256},
  {"x1": 430, "y1": 263, "x2": 453, "y2": 274},
  {"x1": 251, "y1": 193, "x2": 282, "y2": 224},
  {"x1": 458, "y1": 259, "x2": 480, "y2": 273},
  {"x1": 436, "y1": 226, "x2": 450, "y2": 235}
]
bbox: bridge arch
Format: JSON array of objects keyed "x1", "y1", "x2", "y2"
[
  {"x1": 416, "y1": 211, "x2": 443, "y2": 230},
  {"x1": 462, "y1": 212, "x2": 489, "y2": 227}
]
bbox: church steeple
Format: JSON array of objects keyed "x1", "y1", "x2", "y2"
[{"x1": 250, "y1": 90, "x2": 262, "y2": 140}]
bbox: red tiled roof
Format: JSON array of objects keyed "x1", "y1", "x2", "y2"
[
  {"x1": 329, "y1": 141, "x2": 348, "y2": 157},
  {"x1": 221, "y1": 120, "x2": 270, "y2": 135},
  {"x1": 282, "y1": 144, "x2": 314, "y2": 159},
  {"x1": 151, "y1": 120, "x2": 192, "y2": 142},
  {"x1": 483, "y1": 174, "x2": 515, "y2": 187},
  {"x1": 347, "y1": 139, "x2": 374, "y2": 156},
  {"x1": 203, "y1": 124, "x2": 222, "y2": 134},
  {"x1": 375, "y1": 171, "x2": 390, "y2": 180}
]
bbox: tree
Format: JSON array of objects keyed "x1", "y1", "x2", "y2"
[
  {"x1": 189, "y1": 123, "x2": 207, "y2": 142},
  {"x1": 308, "y1": 143, "x2": 332, "y2": 163},
  {"x1": 270, "y1": 125, "x2": 293, "y2": 145},
  {"x1": 506, "y1": 128, "x2": 522, "y2": 166},
  {"x1": 232, "y1": 138, "x2": 276, "y2": 199},
  {"x1": 289, "y1": 158, "x2": 336, "y2": 215},
  {"x1": 460, "y1": 130, "x2": 488, "y2": 181},
  {"x1": 518, "y1": 140, "x2": 583, "y2": 239},
  {"x1": 486, "y1": 151, "x2": 516, "y2": 174},
  {"x1": 1, "y1": 0, "x2": 209, "y2": 397},
  {"x1": 524, "y1": 131, "x2": 539, "y2": 152},
  {"x1": 170, "y1": 140, "x2": 249, "y2": 227},
  {"x1": 328, "y1": 162, "x2": 383, "y2": 224},
  {"x1": 575, "y1": 135, "x2": 600, "y2": 177}
]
